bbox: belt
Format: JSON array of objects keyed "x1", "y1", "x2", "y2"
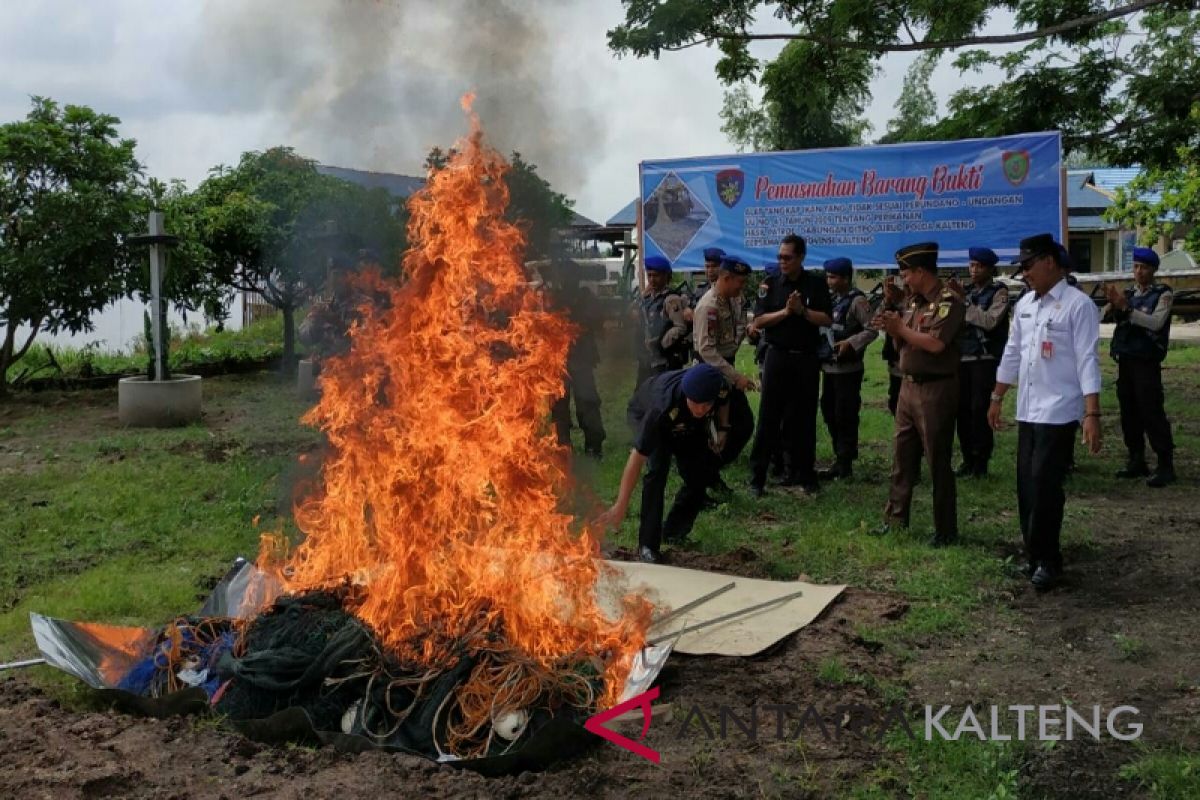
[{"x1": 903, "y1": 373, "x2": 954, "y2": 384}]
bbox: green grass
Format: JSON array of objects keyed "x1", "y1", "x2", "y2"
[
  {"x1": 851, "y1": 733, "x2": 1025, "y2": 800},
  {"x1": 1118, "y1": 748, "x2": 1200, "y2": 799}
]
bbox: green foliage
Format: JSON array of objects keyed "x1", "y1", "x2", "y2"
[
  {"x1": 1109, "y1": 122, "x2": 1200, "y2": 256},
  {"x1": 425, "y1": 147, "x2": 574, "y2": 259},
  {"x1": 1119, "y1": 748, "x2": 1200, "y2": 799},
  {"x1": 178, "y1": 146, "x2": 407, "y2": 367},
  {"x1": 854, "y1": 733, "x2": 1024, "y2": 800},
  {"x1": 879, "y1": 52, "x2": 940, "y2": 144},
  {"x1": 5, "y1": 314, "x2": 291, "y2": 385},
  {"x1": 0, "y1": 97, "x2": 145, "y2": 394}
]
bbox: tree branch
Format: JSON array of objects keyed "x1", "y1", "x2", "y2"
[
  {"x1": 663, "y1": 0, "x2": 1169, "y2": 54},
  {"x1": 12, "y1": 318, "x2": 42, "y2": 363}
]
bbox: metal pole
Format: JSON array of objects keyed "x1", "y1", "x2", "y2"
[
  {"x1": 0, "y1": 657, "x2": 46, "y2": 672},
  {"x1": 147, "y1": 212, "x2": 166, "y2": 381},
  {"x1": 649, "y1": 581, "x2": 736, "y2": 631},
  {"x1": 647, "y1": 589, "x2": 806, "y2": 646}
]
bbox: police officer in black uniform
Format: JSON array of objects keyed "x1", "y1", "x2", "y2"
[
  {"x1": 747, "y1": 234, "x2": 833, "y2": 496},
  {"x1": 635, "y1": 255, "x2": 691, "y2": 388},
  {"x1": 951, "y1": 247, "x2": 1010, "y2": 477},
  {"x1": 597, "y1": 364, "x2": 731, "y2": 563},
  {"x1": 1105, "y1": 246, "x2": 1176, "y2": 487}
]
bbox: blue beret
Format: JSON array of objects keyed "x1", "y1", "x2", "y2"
[
  {"x1": 1133, "y1": 247, "x2": 1160, "y2": 269},
  {"x1": 968, "y1": 247, "x2": 998, "y2": 267},
  {"x1": 644, "y1": 255, "x2": 671, "y2": 273},
  {"x1": 681, "y1": 364, "x2": 725, "y2": 404},
  {"x1": 703, "y1": 247, "x2": 726, "y2": 262},
  {"x1": 719, "y1": 256, "x2": 751, "y2": 276},
  {"x1": 823, "y1": 257, "x2": 852, "y2": 277}
]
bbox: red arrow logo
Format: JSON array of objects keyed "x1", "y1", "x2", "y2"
[{"x1": 584, "y1": 686, "x2": 661, "y2": 764}]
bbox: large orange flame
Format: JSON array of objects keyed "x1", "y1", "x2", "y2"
[{"x1": 260, "y1": 97, "x2": 650, "y2": 738}]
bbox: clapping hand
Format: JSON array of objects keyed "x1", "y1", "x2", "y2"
[
  {"x1": 785, "y1": 291, "x2": 804, "y2": 315},
  {"x1": 1104, "y1": 283, "x2": 1127, "y2": 311}
]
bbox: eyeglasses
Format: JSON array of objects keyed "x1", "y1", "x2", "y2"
[{"x1": 777, "y1": 253, "x2": 796, "y2": 261}]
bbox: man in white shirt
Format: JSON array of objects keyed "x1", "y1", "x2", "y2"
[{"x1": 988, "y1": 233, "x2": 1103, "y2": 591}]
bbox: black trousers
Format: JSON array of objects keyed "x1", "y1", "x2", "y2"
[
  {"x1": 551, "y1": 361, "x2": 606, "y2": 452},
  {"x1": 820, "y1": 369, "x2": 865, "y2": 463},
  {"x1": 1017, "y1": 422, "x2": 1077, "y2": 571},
  {"x1": 639, "y1": 434, "x2": 717, "y2": 552},
  {"x1": 749, "y1": 347, "x2": 820, "y2": 485},
  {"x1": 1116, "y1": 357, "x2": 1174, "y2": 461},
  {"x1": 718, "y1": 388, "x2": 755, "y2": 469},
  {"x1": 956, "y1": 359, "x2": 998, "y2": 469}
]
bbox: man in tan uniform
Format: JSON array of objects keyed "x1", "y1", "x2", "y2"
[
  {"x1": 872, "y1": 242, "x2": 966, "y2": 546},
  {"x1": 692, "y1": 255, "x2": 757, "y2": 474}
]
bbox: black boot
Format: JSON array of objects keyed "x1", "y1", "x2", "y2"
[
  {"x1": 955, "y1": 460, "x2": 975, "y2": 478},
  {"x1": 1116, "y1": 453, "x2": 1150, "y2": 479},
  {"x1": 1147, "y1": 453, "x2": 1177, "y2": 488},
  {"x1": 817, "y1": 458, "x2": 851, "y2": 480}
]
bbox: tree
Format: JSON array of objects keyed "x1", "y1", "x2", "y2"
[
  {"x1": 0, "y1": 97, "x2": 144, "y2": 396},
  {"x1": 187, "y1": 147, "x2": 406, "y2": 370},
  {"x1": 879, "y1": 52, "x2": 939, "y2": 144},
  {"x1": 608, "y1": 1, "x2": 1198, "y2": 169},
  {"x1": 1109, "y1": 113, "x2": 1200, "y2": 255},
  {"x1": 425, "y1": 147, "x2": 574, "y2": 259},
  {"x1": 720, "y1": 40, "x2": 875, "y2": 151}
]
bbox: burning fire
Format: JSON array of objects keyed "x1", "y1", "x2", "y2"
[{"x1": 259, "y1": 95, "x2": 650, "y2": 746}]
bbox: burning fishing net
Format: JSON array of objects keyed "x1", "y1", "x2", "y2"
[{"x1": 100, "y1": 96, "x2": 652, "y2": 761}]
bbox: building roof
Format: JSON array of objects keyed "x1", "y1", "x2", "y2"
[
  {"x1": 316, "y1": 165, "x2": 426, "y2": 198},
  {"x1": 1088, "y1": 167, "x2": 1162, "y2": 205},
  {"x1": 607, "y1": 198, "x2": 638, "y2": 227},
  {"x1": 1066, "y1": 170, "x2": 1114, "y2": 213},
  {"x1": 569, "y1": 210, "x2": 601, "y2": 228}
]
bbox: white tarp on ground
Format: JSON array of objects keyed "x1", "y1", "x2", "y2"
[{"x1": 602, "y1": 561, "x2": 846, "y2": 657}]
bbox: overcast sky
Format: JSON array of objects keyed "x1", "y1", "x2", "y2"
[{"x1": 0, "y1": 0, "x2": 1006, "y2": 223}]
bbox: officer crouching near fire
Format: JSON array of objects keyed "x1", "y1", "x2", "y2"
[
  {"x1": 1104, "y1": 246, "x2": 1176, "y2": 487},
  {"x1": 948, "y1": 247, "x2": 1010, "y2": 478},
  {"x1": 597, "y1": 364, "x2": 731, "y2": 563},
  {"x1": 817, "y1": 257, "x2": 877, "y2": 480}
]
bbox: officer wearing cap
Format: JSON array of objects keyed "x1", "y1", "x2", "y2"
[
  {"x1": 747, "y1": 234, "x2": 833, "y2": 496},
  {"x1": 597, "y1": 364, "x2": 732, "y2": 563},
  {"x1": 635, "y1": 255, "x2": 691, "y2": 388},
  {"x1": 692, "y1": 255, "x2": 757, "y2": 474},
  {"x1": 949, "y1": 247, "x2": 1010, "y2": 478},
  {"x1": 817, "y1": 257, "x2": 877, "y2": 480},
  {"x1": 691, "y1": 247, "x2": 726, "y2": 307},
  {"x1": 871, "y1": 242, "x2": 965, "y2": 546},
  {"x1": 1104, "y1": 246, "x2": 1176, "y2": 487},
  {"x1": 990, "y1": 233, "x2": 1102, "y2": 590},
  {"x1": 751, "y1": 259, "x2": 787, "y2": 479}
]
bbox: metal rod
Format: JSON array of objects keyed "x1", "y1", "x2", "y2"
[
  {"x1": 648, "y1": 589, "x2": 806, "y2": 646},
  {"x1": 649, "y1": 582, "x2": 736, "y2": 630},
  {"x1": 0, "y1": 657, "x2": 47, "y2": 672}
]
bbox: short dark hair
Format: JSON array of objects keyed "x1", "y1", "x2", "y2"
[{"x1": 780, "y1": 234, "x2": 807, "y2": 257}]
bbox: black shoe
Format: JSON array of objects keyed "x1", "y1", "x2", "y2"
[
  {"x1": 1019, "y1": 561, "x2": 1036, "y2": 577},
  {"x1": 869, "y1": 523, "x2": 894, "y2": 537},
  {"x1": 1147, "y1": 468, "x2": 1177, "y2": 488},
  {"x1": 955, "y1": 463, "x2": 975, "y2": 478},
  {"x1": 638, "y1": 546, "x2": 661, "y2": 564},
  {"x1": 776, "y1": 473, "x2": 818, "y2": 490},
  {"x1": 973, "y1": 463, "x2": 988, "y2": 478},
  {"x1": 710, "y1": 476, "x2": 733, "y2": 497},
  {"x1": 930, "y1": 532, "x2": 959, "y2": 548},
  {"x1": 584, "y1": 447, "x2": 603, "y2": 461},
  {"x1": 748, "y1": 481, "x2": 765, "y2": 499},
  {"x1": 1115, "y1": 460, "x2": 1150, "y2": 479},
  {"x1": 1030, "y1": 565, "x2": 1062, "y2": 591}
]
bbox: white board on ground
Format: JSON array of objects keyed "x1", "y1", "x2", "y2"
[{"x1": 601, "y1": 560, "x2": 845, "y2": 657}]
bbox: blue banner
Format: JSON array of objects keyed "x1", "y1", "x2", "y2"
[{"x1": 639, "y1": 132, "x2": 1063, "y2": 270}]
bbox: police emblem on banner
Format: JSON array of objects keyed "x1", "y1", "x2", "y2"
[
  {"x1": 716, "y1": 169, "x2": 745, "y2": 208},
  {"x1": 1002, "y1": 151, "x2": 1030, "y2": 186}
]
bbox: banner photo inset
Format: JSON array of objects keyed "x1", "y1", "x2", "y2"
[{"x1": 639, "y1": 132, "x2": 1063, "y2": 270}]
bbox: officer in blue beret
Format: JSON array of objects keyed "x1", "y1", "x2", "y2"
[
  {"x1": 817, "y1": 257, "x2": 877, "y2": 480},
  {"x1": 1104, "y1": 246, "x2": 1175, "y2": 486},
  {"x1": 634, "y1": 256, "x2": 692, "y2": 389},
  {"x1": 948, "y1": 246, "x2": 1010, "y2": 478},
  {"x1": 597, "y1": 364, "x2": 732, "y2": 562}
]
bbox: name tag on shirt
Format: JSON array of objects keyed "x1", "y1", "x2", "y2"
[{"x1": 1041, "y1": 340, "x2": 1053, "y2": 359}]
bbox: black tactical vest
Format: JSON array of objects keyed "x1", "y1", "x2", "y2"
[
  {"x1": 642, "y1": 288, "x2": 690, "y2": 368},
  {"x1": 1111, "y1": 284, "x2": 1171, "y2": 362},
  {"x1": 818, "y1": 289, "x2": 865, "y2": 362},
  {"x1": 961, "y1": 282, "x2": 1008, "y2": 359}
]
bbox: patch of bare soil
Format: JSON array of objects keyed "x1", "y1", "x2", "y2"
[
  {"x1": 0, "y1": 549, "x2": 909, "y2": 799},
  {"x1": 911, "y1": 481, "x2": 1200, "y2": 799}
]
